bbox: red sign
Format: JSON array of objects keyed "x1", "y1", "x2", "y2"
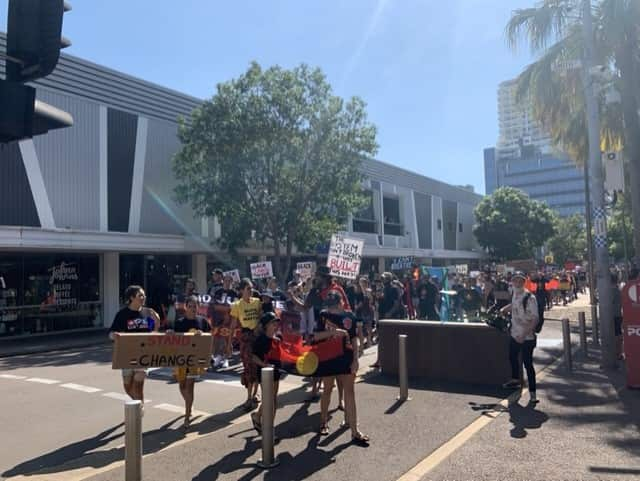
[{"x1": 622, "y1": 280, "x2": 640, "y2": 388}]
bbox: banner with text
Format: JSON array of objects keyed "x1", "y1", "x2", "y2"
[
  {"x1": 112, "y1": 332, "x2": 213, "y2": 369},
  {"x1": 223, "y1": 269, "x2": 241, "y2": 283},
  {"x1": 296, "y1": 262, "x2": 316, "y2": 280},
  {"x1": 326, "y1": 235, "x2": 364, "y2": 280},
  {"x1": 390, "y1": 256, "x2": 414, "y2": 271},
  {"x1": 250, "y1": 261, "x2": 273, "y2": 280}
]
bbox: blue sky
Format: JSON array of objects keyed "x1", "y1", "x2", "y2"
[{"x1": 1, "y1": 0, "x2": 534, "y2": 194}]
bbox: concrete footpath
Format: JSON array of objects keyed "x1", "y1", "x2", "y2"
[
  {"x1": 0, "y1": 329, "x2": 109, "y2": 357},
  {"x1": 78, "y1": 297, "x2": 640, "y2": 481}
]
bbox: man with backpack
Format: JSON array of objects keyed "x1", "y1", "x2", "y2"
[{"x1": 500, "y1": 272, "x2": 540, "y2": 404}]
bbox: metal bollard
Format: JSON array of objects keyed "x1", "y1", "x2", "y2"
[
  {"x1": 578, "y1": 311, "x2": 588, "y2": 356},
  {"x1": 562, "y1": 318, "x2": 572, "y2": 371},
  {"x1": 591, "y1": 304, "x2": 600, "y2": 345},
  {"x1": 398, "y1": 334, "x2": 410, "y2": 401},
  {"x1": 124, "y1": 400, "x2": 142, "y2": 481},
  {"x1": 257, "y1": 367, "x2": 279, "y2": 469}
]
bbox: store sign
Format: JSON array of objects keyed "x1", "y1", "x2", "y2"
[
  {"x1": 327, "y1": 234, "x2": 364, "y2": 280},
  {"x1": 390, "y1": 256, "x2": 414, "y2": 271},
  {"x1": 250, "y1": 261, "x2": 273, "y2": 280},
  {"x1": 48, "y1": 261, "x2": 79, "y2": 307},
  {"x1": 112, "y1": 332, "x2": 213, "y2": 369},
  {"x1": 296, "y1": 262, "x2": 316, "y2": 280}
]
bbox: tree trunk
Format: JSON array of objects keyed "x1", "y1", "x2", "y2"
[
  {"x1": 273, "y1": 238, "x2": 283, "y2": 285},
  {"x1": 284, "y1": 231, "x2": 294, "y2": 284},
  {"x1": 618, "y1": 46, "x2": 640, "y2": 260}
]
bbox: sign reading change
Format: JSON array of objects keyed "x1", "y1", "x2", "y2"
[
  {"x1": 112, "y1": 333, "x2": 213, "y2": 369},
  {"x1": 327, "y1": 234, "x2": 364, "y2": 280}
]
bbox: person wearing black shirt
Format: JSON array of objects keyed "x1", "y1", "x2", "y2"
[
  {"x1": 315, "y1": 291, "x2": 369, "y2": 446},
  {"x1": 109, "y1": 285, "x2": 160, "y2": 407},
  {"x1": 250, "y1": 312, "x2": 281, "y2": 434},
  {"x1": 417, "y1": 276, "x2": 439, "y2": 320},
  {"x1": 168, "y1": 295, "x2": 210, "y2": 428},
  {"x1": 378, "y1": 272, "x2": 401, "y2": 319},
  {"x1": 208, "y1": 268, "x2": 224, "y2": 296}
]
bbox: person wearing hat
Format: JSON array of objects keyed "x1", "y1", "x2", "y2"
[
  {"x1": 500, "y1": 272, "x2": 540, "y2": 404},
  {"x1": 250, "y1": 312, "x2": 281, "y2": 434},
  {"x1": 316, "y1": 266, "x2": 351, "y2": 311}
]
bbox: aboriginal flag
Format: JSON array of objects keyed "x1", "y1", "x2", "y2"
[{"x1": 265, "y1": 332, "x2": 347, "y2": 377}]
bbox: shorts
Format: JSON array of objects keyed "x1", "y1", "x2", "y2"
[
  {"x1": 174, "y1": 366, "x2": 205, "y2": 382},
  {"x1": 122, "y1": 368, "x2": 146, "y2": 379}
]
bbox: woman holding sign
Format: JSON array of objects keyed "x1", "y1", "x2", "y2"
[
  {"x1": 167, "y1": 295, "x2": 211, "y2": 429},
  {"x1": 109, "y1": 285, "x2": 160, "y2": 410},
  {"x1": 230, "y1": 278, "x2": 263, "y2": 410}
]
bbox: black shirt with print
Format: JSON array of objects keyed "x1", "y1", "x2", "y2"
[{"x1": 110, "y1": 307, "x2": 154, "y2": 333}]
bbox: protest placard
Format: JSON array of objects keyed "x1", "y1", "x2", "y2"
[
  {"x1": 455, "y1": 264, "x2": 468, "y2": 275},
  {"x1": 112, "y1": 332, "x2": 212, "y2": 369},
  {"x1": 390, "y1": 256, "x2": 414, "y2": 271},
  {"x1": 223, "y1": 269, "x2": 241, "y2": 283},
  {"x1": 250, "y1": 261, "x2": 273, "y2": 280},
  {"x1": 296, "y1": 261, "x2": 316, "y2": 280},
  {"x1": 326, "y1": 234, "x2": 364, "y2": 280}
]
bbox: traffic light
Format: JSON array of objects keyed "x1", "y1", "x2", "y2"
[
  {"x1": 1, "y1": 0, "x2": 73, "y2": 143},
  {"x1": 6, "y1": 0, "x2": 72, "y2": 82}
]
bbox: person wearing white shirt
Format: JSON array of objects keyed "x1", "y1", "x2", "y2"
[{"x1": 500, "y1": 272, "x2": 539, "y2": 404}]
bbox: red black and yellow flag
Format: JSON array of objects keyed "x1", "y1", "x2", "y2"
[{"x1": 265, "y1": 332, "x2": 347, "y2": 377}]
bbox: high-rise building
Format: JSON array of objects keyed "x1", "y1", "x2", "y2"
[{"x1": 485, "y1": 79, "x2": 586, "y2": 217}]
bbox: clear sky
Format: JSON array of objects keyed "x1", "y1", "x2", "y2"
[{"x1": 1, "y1": 0, "x2": 534, "y2": 194}]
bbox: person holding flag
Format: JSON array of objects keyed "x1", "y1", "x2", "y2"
[{"x1": 314, "y1": 291, "x2": 370, "y2": 446}]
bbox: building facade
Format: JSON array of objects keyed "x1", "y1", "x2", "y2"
[
  {"x1": 0, "y1": 34, "x2": 482, "y2": 338},
  {"x1": 485, "y1": 78, "x2": 586, "y2": 217}
]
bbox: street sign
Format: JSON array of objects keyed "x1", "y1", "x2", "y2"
[{"x1": 112, "y1": 333, "x2": 213, "y2": 369}]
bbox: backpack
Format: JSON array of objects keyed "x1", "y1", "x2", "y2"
[{"x1": 523, "y1": 292, "x2": 544, "y2": 333}]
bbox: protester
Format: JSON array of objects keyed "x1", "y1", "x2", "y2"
[
  {"x1": 316, "y1": 291, "x2": 370, "y2": 446},
  {"x1": 230, "y1": 278, "x2": 262, "y2": 410},
  {"x1": 109, "y1": 285, "x2": 160, "y2": 408},
  {"x1": 168, "y1": 295, "x2": 210, "y2": 428},
  {"x1": 501, "y1": 272, "x2": 539, "y2": 404},
  {"x1": 379, "y1": 272, "x2": 402, "y2": 319},
  {"x1": 211, "y1": 274, "x2": 238, "y2": 369},
  {"x1": 531, "y1": 271, "x2": 548, "y2": 327},
  {"x1": 250, "y1": 312, "x2": 281, "y2": 434},
  {"x1": 266, "y1": 277, "x2": 287, "y2": 301},
  {"x1": 417, "y1": 274, "x2": 439, "y2": 320},
  {"x1": 355, "y1": 276, "x2": 375, "y2": 351},
  {"x1": 208, "y1": 268, "x2": 224, "y2": 296},
  {"x1": 317, "y1": 266, "x2": 351, "y2": 310}
]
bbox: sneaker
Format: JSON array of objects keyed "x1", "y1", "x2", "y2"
[
  {"x1": 213, "y1": 355, "x2": 222, "y2": 368},
  {"x1": 221, "y1": 359, "x2": 229, "y2": 369},
  {"x1": 529, "y1": 392, "x2": 539, "y2": 404},
  {"x1": 502, "y1": 379, "x2": 521, "y2": 389}
]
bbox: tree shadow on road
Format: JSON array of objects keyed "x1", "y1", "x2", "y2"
[{"x1": 0, "y1": 343, "x2": 112, "y2": 370}]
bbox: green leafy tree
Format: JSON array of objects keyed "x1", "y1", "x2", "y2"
[
  {"x1": 608, "y1": 191, "x2": 635, "y2": 262},
  {"x1": 173, "y1": 62, "x2": 378, "y2": 280},
  {"x1": 546, "y1": 214, "x2": 587, "y2": 266},
  {"x1": 473, "y1": 187, "x2": 556, "y2": 260},
  {"x1": 506, "y1": 0, "x2": 640, "y2": 257}
]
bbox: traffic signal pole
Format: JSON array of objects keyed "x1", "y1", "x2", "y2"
[{"x1": 581, "y1": 0, "x2": 615, "y2": 368}]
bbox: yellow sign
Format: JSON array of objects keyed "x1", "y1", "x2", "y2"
[{"x1": 545, "y1": 255, "x2": 554, "y2": 264}]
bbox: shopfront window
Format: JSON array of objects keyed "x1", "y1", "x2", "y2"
[{"x1": 0, "y1": 254, "x2": 101, "y2": 337}]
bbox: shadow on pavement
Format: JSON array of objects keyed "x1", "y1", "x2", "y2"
[
  {"x1": 508, "y1": 402, "x2": 549, "y2": 439},
  {"x1": 0, "y1": 344, "x2": 112, "y2": 370}
]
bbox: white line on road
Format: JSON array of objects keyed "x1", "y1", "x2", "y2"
[
  {"x1": 0, "y1": 373, "x2": 27, "y2": 379},
  {"x1": 60, "y1": 383, "x2": 103, "y2": 393},
  {"x1": 153, "y1": 403, "x2": 210, "y2": 417},
  {"x1": 203, "y1": 377, "x2": 243, "y2": 388},
  {"x1": 26, "y1": 377, "x2": 60, "y2": 384},
  {"x1": 101, "y1": 392, "x2": 152, "y2": 404}
]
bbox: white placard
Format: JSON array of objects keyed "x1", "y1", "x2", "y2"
[
  {"x1": 223, "y1": 269, "x2": 241, "y2": 283},
  {"x1": 455, "y1": 264, "x2": 468, "y2": 275},
  {"x1": 326, "y1": 234, "x2": 364, "y2": 280},
  {"x1": 390, "y1": 256, "x2": 414, "y2": 271},
  {"x1": 250, "y1": 261, "x2": 273, "y2": 280},
  {"x1": 296, "y1": 262, "x2": 316, "y2": 280}
]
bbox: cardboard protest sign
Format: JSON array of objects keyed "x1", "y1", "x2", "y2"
[
  {"x1": 455, "y1": 264, "x2": 469, "y2": 275},
  {"x1": 326, "y1": 234, "x2": 364, "y2": 280},
  {"x1": 250, "y1": 261, "x2": 273, "y2": 280},
  {"x1": 390, "y1": 256, "x2": 414, "y2": 271},
  {"x1": 296, "y1": 262, "x2": 316, "y2": 280},
  {"x1": 112, "y1": 332, "x2": 213, "y2": 369},
  {"x1": 223, "y1": 269, "x2": 241, "y2": 283}
]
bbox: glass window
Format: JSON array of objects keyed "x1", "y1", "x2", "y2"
[{"x1": 383, "y1": 196, "x2": 403, "y2": 236}]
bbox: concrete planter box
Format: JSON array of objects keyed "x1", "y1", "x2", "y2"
[{"x1": 378, "y1": 319, "x2": 512, "y2": 386}]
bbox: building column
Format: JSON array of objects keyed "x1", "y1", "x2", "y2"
[
  {"x1": 378, "y1": 256, "x2": 386, "y2": 274},
  {"x1": 192, "y1": 254, "x2": 207, "y2": 293},
  {"x1": 102, "y1": 252, "x2": 120, "y2": 328}
]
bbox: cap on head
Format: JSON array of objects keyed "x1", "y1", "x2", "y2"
[{"x1": 260, "y1": 312, "x2": 279, "y2": 327}]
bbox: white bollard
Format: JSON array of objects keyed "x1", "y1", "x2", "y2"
[
  {"x1": 125, "y1": 400, "x2": 142, "y2": 481},
  {"x1": 257, "y1": 367, "x2": 279, "y2": 469}
]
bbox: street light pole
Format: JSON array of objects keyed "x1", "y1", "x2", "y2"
[{"x1": 580, "y1": 0, "x2": 616, "y2": 368}]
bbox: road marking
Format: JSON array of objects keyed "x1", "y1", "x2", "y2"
[
  {"x1": 60, "y1": 383, "x2": 103, "y2": 393},
  {"x1": 102, "y1": 391, "x2": 131, "y2": 401},
  {"x1": 395, "y1": 355, "x2": 562, "y2": 481},
  {"x1": 203, "y1": 377, "x2": 242, "y2": 388},
  {"x1": 153, "y1": 403, "x2": 210, "y2": 417},
  {"x1": 0, "y1": 373, "x2": 27, "y2": 379},
  {"x1": 26, "y1": 377, "x2": 60, "y2": 384}
]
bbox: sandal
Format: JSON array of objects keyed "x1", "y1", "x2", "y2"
[
  {"x1": 242, "y1": 400, "x2": 253, "y2": 411},
  {"x1": 183, "y1": 414, "x2": 191, "y2": 430},
  {"x1": 337, "y1": 402, "x2": 345, "y2": 411},
  {"x1": 319, "y1": 423, "x2": 330, "y2": 436},
  {"x1": 351, "y1": 432, "x2": 370, "y2": 447},
  {"x1": 251, "y1": 412, "x2": 262, "y2": 434}
]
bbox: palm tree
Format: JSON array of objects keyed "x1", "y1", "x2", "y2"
[{"x1": 505, "y1": 0, "x2": 640, "y2": 258}]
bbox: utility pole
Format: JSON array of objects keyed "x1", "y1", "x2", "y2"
[
  {"x1": 580, "y1": 0, "x2": 616, "y2": 368},
  {"x1": 583, "y1": 151, "x2": 599, "y2": 343}
]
